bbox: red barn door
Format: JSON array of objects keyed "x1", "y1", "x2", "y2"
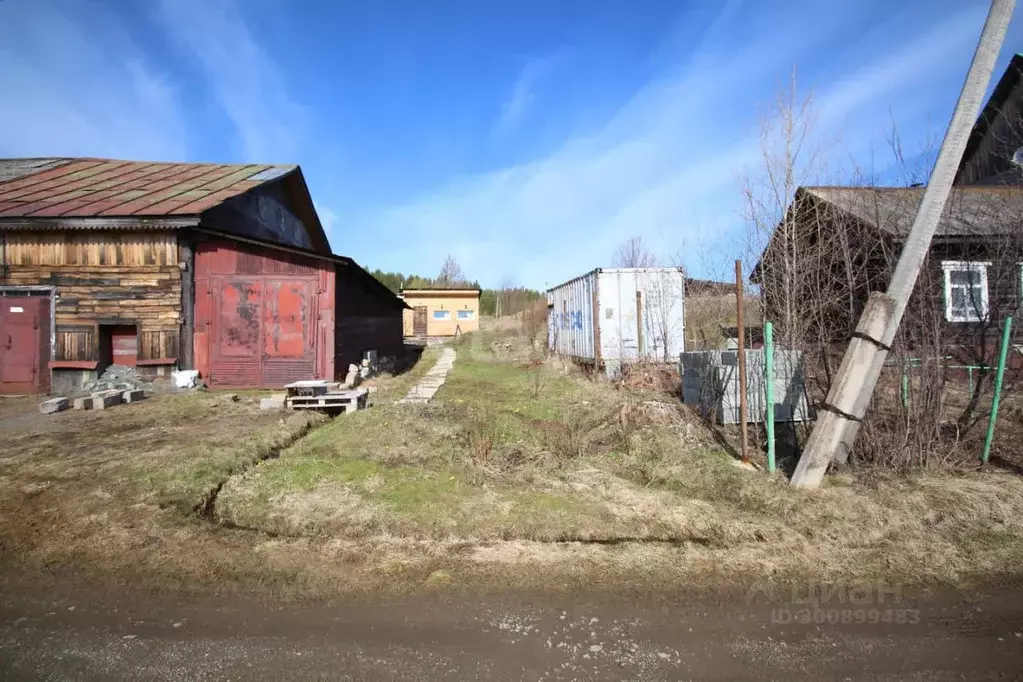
[{"x1": 0, "y1": 296, "x2": 50, "y2": 394}]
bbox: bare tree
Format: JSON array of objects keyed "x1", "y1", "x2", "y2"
[
  {"x1": 612, "y1": 236, "x2": 657, "y2": 268},
  {"x1": 437, "y1": 254, "x2": 465, "y2": 285},
  {"x1": 741, "y1": 70, "x2": 823, "y2": 352},
  {"x1": 747, "y1": 86, "x2": 1023, "y2": 470}
]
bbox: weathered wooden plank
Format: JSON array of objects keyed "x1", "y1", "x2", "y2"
[
  {"x1": 51, "y1": 276, "x2": 120, "y2": 286},
  {"x1": 4, "y1": 232, "x2": 178, "y2": 267}
]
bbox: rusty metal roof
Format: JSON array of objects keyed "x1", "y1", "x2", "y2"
[
  {"x1": 803, "y1": 186, "x2": 1023, "y2": 238},
  {"x1": 0, "y1": 158, "x2": 298, "y2": 218}
]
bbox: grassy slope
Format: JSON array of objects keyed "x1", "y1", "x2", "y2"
[
  {"x1": 4, "y1": 336, "x2": 1023, "y2": 598},
  {"x1": 217, "y1": 331, "x2": 1023, "y2": 590}
]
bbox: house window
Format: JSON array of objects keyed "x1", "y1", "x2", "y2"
[
  {"x1": 457, "y1": 310, "x2": 474, "y2": 320},
  {"x1": 941, "y1": 261, "x2": 989, "y2": 322},
  {"x1": 433, "y1": 310, "x2": 451, "y2": 320}
]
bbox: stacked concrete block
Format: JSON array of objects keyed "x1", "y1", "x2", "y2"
[
  {"x1": 344, "y1": 364, "x2": 360, "y2": 389},
  {"x1": 92, "y1": 390, "x2": 123, "y2": 410},
  {"x1": 259, "y1": 394, "x2": 287, "y2": 410},
  {"x1": 121, "y1": 389, "x2": 146, "y2": 403},
  {"x1": 39, "y1": 397, "x2": 69, "y2": 415}
]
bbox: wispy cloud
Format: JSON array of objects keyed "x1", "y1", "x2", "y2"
[
  {"x1": 355, "y1": 4, "x2": 988, "y2": 288},
  {"x1": 495, "y1": 57, "x2": 550, "y2": 137},
  {"x1": 153, "y1": 0, "x2": 305, "y2": 162},
  {"x1": 314, "y1": 202, "x2": 339, "y2": 242},
  {"x1": 0, "y1": 0, "x2": 187, "y2": 160}
]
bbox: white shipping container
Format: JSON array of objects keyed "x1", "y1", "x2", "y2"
[{"x1": 547, "y1": 268, "x2": 685, "y2": 373}]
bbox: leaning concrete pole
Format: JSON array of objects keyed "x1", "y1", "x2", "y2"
[{"x1": 790, "y1": 0, "x2": 1015, "y2": 489}]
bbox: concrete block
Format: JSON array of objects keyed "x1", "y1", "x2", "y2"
[
  {"x1": 260, "y1": 397, "x2": 286, "y2": 410},
  {"x1": 72, "y1": 396, "x2": 93, "y2": 411},
  {"x1": 39, "y1": 397, "x2": 69, "y2": 415},
  {"x1": 121, "y1": 389, "x2": 146, "y2": 403},
  {"x1": 92, "y1": 390, "x2": 122, "y2": 410}
]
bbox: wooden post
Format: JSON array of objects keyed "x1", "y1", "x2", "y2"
[
  {"x1": 735, "y1": 260, "x2": 749, "y2": 463},
  {"x1": 179, "y1": 237, "x2": 195, "y2": 370}
]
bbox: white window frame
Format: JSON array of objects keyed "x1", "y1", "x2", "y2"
[
  {"x1": 456, "y1": 310, "x2": 475, "y2": 320},
  {"x1": 433, "y1": 310, "x2": 450, "y2": 321},
  {"x1": 941, "y1": 260, "x2": 990, "y2": 323}
]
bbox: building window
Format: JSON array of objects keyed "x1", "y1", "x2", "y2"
[
  {"x1": 941, "y1": 261, "x2": 989, "y2": 322},
  {"x1": 457, "y1": 310, "x2": 475, "y2": 320},
  {"x1": 433, "y1": 310, "x2": 450, "y2": 320}
]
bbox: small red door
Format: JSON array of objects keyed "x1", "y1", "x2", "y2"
[
  {"x1": 110, "y1": 325, "x2": 138, "y2": 366},
  {"x1": 0, "y1": 297, "x2": 48, "y2": 394}
]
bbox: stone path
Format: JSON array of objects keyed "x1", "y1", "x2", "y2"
[{"x1": 397, "y1": 347, "x2": 456, "y2": 404}]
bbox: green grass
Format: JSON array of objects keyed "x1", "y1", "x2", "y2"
[
  {"x1": 132, "y1": 413, "x2": 325, "y2": 514},
  {"x1": 207, "y1": 330, "x2": 1023, "y2": 592},
  {"x1": 216, "y1": 448, "x2": 634, "y2": 540}
]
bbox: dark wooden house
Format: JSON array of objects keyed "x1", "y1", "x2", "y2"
[
  {"x1": 752, "y1": 185, "x2": 1023, "y2": 365},
  {"x1": 0, "y1": 157, "x2": 405, "y2": 393},
  {"x1": 754, "y1": 55, "x2": 1023, "y2": 369}
]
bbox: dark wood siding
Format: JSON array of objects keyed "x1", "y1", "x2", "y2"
[
  {"x1": 200, "y1": 182, "x2": 314, "y2": 250},
  {"x1": 335, "y1": 264, "x2": 404, "y2": 374},
  {"x1": 758, "y1": 199, "x2": 1023, "y2": 363},
  {"x1": 1, "y1": 231, "x2": 182, "y2": 362}
]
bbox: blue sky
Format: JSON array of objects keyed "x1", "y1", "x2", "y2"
[{"x1": 1, "y1": 0, "x2": 1021, "y2": 288}]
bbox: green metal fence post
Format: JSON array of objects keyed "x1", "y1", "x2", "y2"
[
  {"x1": 901, "y1": 364, "x2": 910, "y2": 409},
  {"x1": 982, "y1": 317, "x2": 1013, "y2": 464},
  {"x1": 764, "y1": 321, "x2": 776, "y2": 474}
]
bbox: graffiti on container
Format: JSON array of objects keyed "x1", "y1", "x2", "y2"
[{"x1": 551, "y1": 311, "x2": 585, "y2": 331}]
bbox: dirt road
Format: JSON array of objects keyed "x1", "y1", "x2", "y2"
[{"x1": 2, "y1": 581, "x2": 1022, "y2": 680}]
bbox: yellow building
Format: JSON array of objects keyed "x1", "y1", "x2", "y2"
[{"x1": 400, "y1": 288, "x2": 481, "y2": 337}]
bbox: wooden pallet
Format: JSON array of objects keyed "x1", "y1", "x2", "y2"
[{"x1": 288, "y1": 388, "x2": 367, "y2": 413}]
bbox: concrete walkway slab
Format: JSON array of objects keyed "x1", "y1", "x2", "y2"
[{"x1": 398, "y1": 348, "x2": 456, "y2": 405}]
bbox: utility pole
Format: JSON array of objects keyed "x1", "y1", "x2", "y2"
[{"x1": 790, "y1": 0, "x2": 1015, "y2": 488}]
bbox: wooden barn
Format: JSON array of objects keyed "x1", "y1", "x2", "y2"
[{"x1": 0, "y1": 157, "x2": 406, "y2": 393}]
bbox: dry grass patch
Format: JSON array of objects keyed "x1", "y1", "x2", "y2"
[
  {"x1": 5, "y1": 332, "x2": 1023, "y2": 600},
  {"x1": 214, "y1": 330, "x2": 1023, "y2": 589},
  {"x1": 0, "y1": 392, "x2": 324, "y2": 589}
]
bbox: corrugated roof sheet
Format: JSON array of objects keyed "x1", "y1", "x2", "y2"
[
  {"x1": 0, "y1": 158, "x2": 297, "y2": 218},
  {"x1": 802, "y1": 186, "x2": 1023, "y2": 238}
]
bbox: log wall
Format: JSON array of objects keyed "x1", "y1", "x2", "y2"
[{"x1": 2, "y1": 231, "x2": 182, "y2": 362}]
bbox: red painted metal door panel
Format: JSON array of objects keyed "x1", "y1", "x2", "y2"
[
  {"x1": 218, "y1": 280, "x2": 262, "y2": 358},
  {"x1": 210, "y1": 279, "x2": 264, "y2": 387},
  {"x1": 0, "y1": 297, "x2": 47, "y2": 393},
  {"x1": 193, "y1": 240, "x2": 336, "y2": 388},
  {"x1": 264, "y1": 281, "x2": 309, "y2": 358}
]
